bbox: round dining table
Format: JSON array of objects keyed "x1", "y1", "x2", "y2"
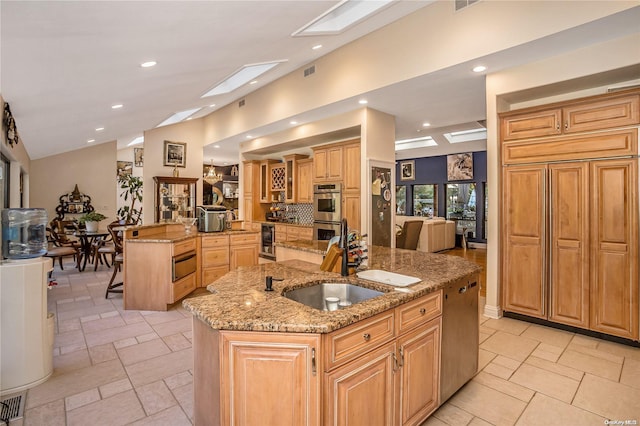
[{"x1": 73, "y1": 230, "x2": 110, "y2": 271}]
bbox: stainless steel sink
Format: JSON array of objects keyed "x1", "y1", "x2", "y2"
[{"x1": 283, "y1": 283, "x2": 384, "y2": 311}]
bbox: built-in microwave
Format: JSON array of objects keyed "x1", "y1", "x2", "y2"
[{"x1": 313, "y1": 183, "x2": 341, "y2": 223}]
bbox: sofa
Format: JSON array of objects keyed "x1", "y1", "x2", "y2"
[{"x1": 395, "y1": 216, "x2": 456, "y2": 253}]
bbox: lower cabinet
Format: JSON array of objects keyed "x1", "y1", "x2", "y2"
[{"x1": 199, "y1": 232, "x2": 259, "y2": 287}]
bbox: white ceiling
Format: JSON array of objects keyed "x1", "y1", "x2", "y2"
[{"x1": 2, "y1": 1, "x2": 639, "y2": 165}]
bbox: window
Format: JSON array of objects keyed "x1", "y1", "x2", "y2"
[
  {"x1": 413, "y1": 184, "x2": 437, "y2": 218},
  {"x1": 395, "y1": 186, "x2": 406, "y2": 215},
  {"x1": 446, "y1": 183, "x2": 476, "y2": 237}
]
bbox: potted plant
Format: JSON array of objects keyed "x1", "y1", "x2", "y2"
[
  {"x1": 78, "y1": 211, "x2": 107, "y2": 232},
  {"x1": 117, "y1": 175, "x2": 143, "y2": 224}
]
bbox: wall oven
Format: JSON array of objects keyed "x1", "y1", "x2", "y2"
[
  {"x1": 313, "y1": 220, "x2": 341, "y2": 241},
  {"x1": 313, "y1": 183, "x2": 342, "y2": 223}
]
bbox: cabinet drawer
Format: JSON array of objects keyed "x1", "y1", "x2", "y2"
[
  {"x1": 202, "y1": 265, "x2": 229, "y2": 286},
  {"x1": 501, "y1": 108, "x2": 561, "y2": 141},
  {"x1": 202, "y1": 247, "x2": 229, "y2": 267},
  {"x1": 563, "y1": 93, "x2": 639, "y2": 134},
  {"x1": 230, "y1": 232, "x2": 260, "y2": 246},
  {"x1": 201, "y1": 234, "x2": 229, "y2": 248},
  {"x1": 173, "y1": 238, "x2": 196, "y2": 256},
  {"x1": 323, "y1": 310, "x2": 395, "y2": 370},
  {"x1": 171, "y1": 273, "x2": 196, "y2": 302},
  {"x1": 396, "y1": 291, "x2": 442, "y2": 335}
]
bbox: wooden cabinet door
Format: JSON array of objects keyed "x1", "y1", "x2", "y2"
[
  {"x1": 343, "y1": 194, "x2": 361, "y2": 232},
  {"x1": 501, "y1": 108, "x2": 561, "y2": 141},
  {"x1": 343, "y1": 142, "x2": 361, "y2": 192},
  {"x1": 297, "y1": 159, "x2": 314, "y2": 203},
  {"x1": 549, "y1": 162, "x2": 590, "y2": 328},
  {"x1": 220, "y1": 331, "x2": 321, "y2": 426},
  {"x1": 313, "y1": 149, "x2": 328, "y2": 181},
  {"x1": 590, "y1": 159, "x2": 638, "y2": 340},
  {"x1": 563, "y1": 94, "x2": 640, "y2": 134},
  {"x1": 230, "y1": 244, "x2": 259, "y2": 269},
  {"x1": 502, "y1": 165, "x2": 547, "y2": 318},
  {"x1": 324, "y1": 342, "x2": 396, "y2": 426},
  {"x1": 242, "y1": 161, "x2": 254, "y2": 196},
  {"x1": 327, "y1": 146, "x2": 343, "y2": 180},
  {"x1": 397, "y1": 318, "x2": 440, "y2": 426},
  {"x1": 243, "y1": 197, "x2": 253, "y2": 223}
]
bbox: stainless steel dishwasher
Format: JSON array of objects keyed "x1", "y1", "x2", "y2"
[{"x1": 440, "y1": 277, "x2": 479, "y2": 403}]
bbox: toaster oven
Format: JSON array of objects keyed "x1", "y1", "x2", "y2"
[{"x1": 197, "y1": 205, "x2": 227, "y2": 232}]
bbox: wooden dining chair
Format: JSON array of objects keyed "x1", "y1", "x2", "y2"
[
  {"x1": 105, "y1": 221, "x2": 125, "y2": 298},
  {"x1": 45, "y1": 227, "x2": 82, "y2": 270}
]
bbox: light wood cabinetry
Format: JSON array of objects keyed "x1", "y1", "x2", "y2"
[
  {"x1": 260, "y1": 159, "x2": 280, "y2": 203},
  {"x1": 343, "y1": 193, "x2": 361, "y2": 232},
  {"x1": 270, "y1": 163, "x2": 286, "y2": 192},
  {"x1": 342, "y1": 142, "x2": 361, "y2": 193},
  {"x1": 243, "y1": 161, "x2": 271, "y2": 226},
  {"x1": 275, "y1": 224, "x2": 313, "y2": 243},
  {"x1": 297, "y1": 158, "x2": 314, "y2": 203},
  {"x1": 500, "y1": 88, "x2": 639, "y2": 341},
  {"x1": 198, "y1": 234, "x2": 230, "y2": 287},
  {"x1": 313, "y1": 144, "x2": 344, "y2": 182},
  {"x1": 229, "y1": 232, "x2": 260, "y2": 269}
]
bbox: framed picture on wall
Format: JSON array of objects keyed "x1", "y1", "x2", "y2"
[
  {"x1": 400, "y1": 160, "x2": 415, "y2": 181},
  {"x1": 447, "y1": 153, "x2": 473, "y2": 181},
  {"x1": 164, "y1": 140, "x2": 187, "y2": 168},
  {"x1": 134, "y1": 148, "x2": 144, "y2": 167},
  {"x1": 117, "y1": 161, "x2": 133, "y2": 177}
]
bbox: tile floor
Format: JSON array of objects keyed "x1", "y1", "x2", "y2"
[{"x1": 8, "y1": 257, "x2": 640, "y2": 425}]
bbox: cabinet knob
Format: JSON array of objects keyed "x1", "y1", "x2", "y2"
[
  {"x1": 363, "y1": 333, "x2": 371, "y2": 341},
  {"x1": 419, "y1": 308, "x2": 426, "y2": 315}
]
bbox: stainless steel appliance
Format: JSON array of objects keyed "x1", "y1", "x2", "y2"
[
  {"x1": 440, "y1": 278, "x2": 479, "y2": 403},
  {"x1": 172, "y1": 251, "x2": 197, "y2": 282},
  {"x1": 260, "y1": 223, "x2": 276, "y2": 260},
  {"x1": 313, "y1": 183, "x2": 341, "y2": 223},
  {"x1": 197, "y1": 205, "x2": 227, "y2": 232},
  {"x1": 313, "y1": 220, "x2": 341, "y2": 241}
]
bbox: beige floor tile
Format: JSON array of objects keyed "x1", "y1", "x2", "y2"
[
  {"x1": 480, "y1": 331, "x2": 539, "y2": 362},
  {"x1": 477, "y1": 348, "x2": 497, "y2": 372},
  {"x1": 125, "y1": 348, "x2": 193, "y2": 388},
  {"x1": 493, "y1": 355, "x2": 521, "y2": 370},
  {"x1": 163, "y1": 333, "x2": 192, "y2": 351},
  {"x1": 473, "y1": 371, "x2": 534, "y2": 403},
  {"x1": 479, "y1": 330, "x2": 493, "y2": 344},
  {"x1": 516, "y1": 393, "x2": 605, "y2": 426},
  {"x1": 151, "y1": 317, "x2": 192, "y2": 338},
  {"x1": 66, "y1": 389, "x2": 146, "y2": 426},
  {"x1": 569, "y1": 334, "x2": 600, "y2": 349},
  {"x1": 58, "y1": 318, "x2": 82, "y2": 333},
  {"x1": 597, "y1": 340, "x2": 640, "y2": 361},
  {"x1": 57, "y1": 303, "x2": 120, "y2": 322},
  {"x1": 99, "y1": 378, "x2": 133, "y2": 399},
  {"x1": 117, "y1": 338, "x2": 172, "y2": 366},
  {"x1": 53, "y1": 329, "x2": 85, "y2": 350},
  {"x1": 81, "y1": 315, "x2": 126, "y2": 334},
  {"x1": 65, "y1": 388, "x2": 100, "y2": 411},
  {"x1": 129, "y1": 405, "x2": 192, "y2": 426},
  {"x1": 621, "y1": 357, "x2": 640, "y2": 390},
  {"x1": 171, "y1": 382, "x2": 194, "y2": 421},
  {"x1": 529, "y1": 342, "x2": 564, "y2": 362},
  {"x1": 482, "y1": 317, "x2": 530, "y2": 336},
  {"x1": 136, "y1": 332, "x2": 161, "y2": 343},
  {"x1": 121, "y1": 311, "x2": 145, "y2": 324},
  {"x1": 483, "y1": 356, "x2": 521, "y2": 380},
  {"x1": 566, "y1": 341, "x2": 625, "y2": 364},
  {"x1": 88, "y1": 342, "x2": 118, "y2": 364},
  {"x1": 421, "y1": 415, "x2": 449, "y2": 426},
  {"x1": 143, "y1": 310, "x2": 187, "y2": 325},
  {"x1": 136, "y1": 380, "x2": 178, "y2": 416},
  {"x1": 56, "y1": 298, "x2": 94, "y2": 313},
  {"x1": 164, "y1": 371, "x2": 193, "y2": 390},
  {"x1": 26, "y1": 359, "x2": 127, "y2": 409},
  {"x1": 23, "y1": 399, "x2": 66, "y2": 426},
  {"x1": 449, "y1": 381, "x2": 527, "y2": 426},
  {"x1": 509, "y1": 363, "x2": 580, "y2": 403},
  {"x1": 84, "y1": 321, "x2": 154, "y2": 347},
  {"x1": 520, "y1": 324, "x2": 574, "y2": 348},
  {"x1": 468, "y1": 417, "x2": 493, "y2": 426},
  {"x1": 432, "y1": 401, "x2": 474, "y2": 425},
  {"x1": 557, "y1": 349, "x2": 622, "y2": 381},
  {"x1": 53, "y1": 348, "x2": 91, "y2": 374},
  {"x1": 523, "y1": 356, "x2": 584, "y2": 381},
  {"x1": 573, "y1": 374, "x2": 640, "y2": 421}
]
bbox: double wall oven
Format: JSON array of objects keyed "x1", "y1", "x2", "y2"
[{"x1": 313, "y1": 183, "x2": 342, "y2": 240}]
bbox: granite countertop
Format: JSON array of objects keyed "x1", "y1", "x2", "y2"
[
  {"x1": 182, "y1": 245, "x2": 481, "y2": 334},
  {"x1": 275, "y1": 239, "x2": 329, "y2": 254},
  {"x1": 125, "y1": 228, "x2": 258, "y2": 243},
  {"x1": 258, "y1": 220, "x2": 313, "y2": 228}
]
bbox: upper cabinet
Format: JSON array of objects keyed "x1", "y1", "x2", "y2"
[
  {"x1": 283, "y1": 154, "x2": 310, "y2": 203},
  {"x1": 153, "y1": 176, "x2": 198, "y2": 223},
  {"x1": 313, "y1": 144, "x2": 343, "y2": 182},
  {"x1": 296, "y1": 158, "x2": 313, "y2": 204}
]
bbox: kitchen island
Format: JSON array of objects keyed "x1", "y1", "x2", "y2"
[{"x1": 183, "y1": 245, "x2": 481, "y2": 426}]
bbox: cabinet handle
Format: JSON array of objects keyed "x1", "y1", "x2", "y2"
[
  {"x1": 398, "y1": 347, "x2": 405, "y2": 368},
  {"x1": 419, "y1": 308, "x2": 426, "y2": 315},
  {"x1": 392, "y1": 352, "x2": 399, "y2": 372},
  {"x1": 311, "y1": 347, "x2": 316, "y2": 376},
  {"x1": 556, "y1": 122, "x2": 560, "y2": 131},
  {"x1": 363, "y1": 333, "x2": 371, "y2": 342},
  {"x1": 564, "y1": 121, "x2": 568, "y2": 130}
]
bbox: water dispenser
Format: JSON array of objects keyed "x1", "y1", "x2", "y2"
[{"x1": 1, "y1": 208, "x2": 48, "y2": 259}]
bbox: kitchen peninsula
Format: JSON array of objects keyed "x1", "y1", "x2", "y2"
[
  {"x1": 183, "y1": 246, "x2": 481, "y2": 426},
  {"x1": 122, "y1": 223, "x2": 260, "y2": 311}
]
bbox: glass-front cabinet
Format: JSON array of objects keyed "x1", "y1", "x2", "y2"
[{"x1": 153, "y1": 176, "x2": 198, "y2": 223}]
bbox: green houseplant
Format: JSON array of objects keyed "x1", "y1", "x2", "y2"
[
  {"x1": 117, "y1": 174, "x2": 143, "y2": 224},
  {"x1": 78, "y1": 211, "x2": 107, "y2": 232}
]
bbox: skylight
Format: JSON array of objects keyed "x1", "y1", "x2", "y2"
[
  {"x1": 443, "y1": 128, "x2": 487, "y2": 144},
  {"x1": 201, "y1": 61, "x2": 286, "y2": 98},
  {"x1": 128, "y1": 136, "x2": 144, "y2": 146},
  {"x1": 292, "y1": 0, "x2": 394, "y2": 36},
  {"x1": 395, "y1": 136, "x2": 437, "y2": 151},
  {"x1": 156, "y1": 108, "x2": 202, "y2": 127}
]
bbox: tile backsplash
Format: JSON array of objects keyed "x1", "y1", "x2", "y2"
[{"x1": 273, "y1": 202, "x2": 314, "y2": 225}]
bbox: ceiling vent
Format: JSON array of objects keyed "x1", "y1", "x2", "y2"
[
  {"x1": 455, "y1": 0, "x2": 479, "y2": 12},
  {"x1": 238, "y1": 99, "x2": 245, "y2": 108},
  {"x1": 304, "y1": 65, "x2": 316, "y2": 77}
]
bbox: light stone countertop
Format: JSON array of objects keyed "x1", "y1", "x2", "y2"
[
  {"x1": 182, "y1": 245, "x2": 481, "y2": 334},
  {"x1": 124, "y1": 228, "x2": 258, "y2": 244}
]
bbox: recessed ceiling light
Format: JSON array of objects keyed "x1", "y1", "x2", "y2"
[
  {"x1": 209, "y1": 104, "x2": 216, "y2": 107},
  {"x1": 246, "y1": 135, "x2": 253, "y2": 139},
  {"x1": 111, "y1": 104, "x2": 123, "y2": 109},
  {"x1": 422, "y1": 122, "x2": 431, "y2": 127},
  {"x1": 290, "y1": 120, "x2": 298, "y2": 125},
  {"x1": 140, "y1": 61, "x2": 157, "y2": 68},
  {"x1": 201, "y1": 61, "x2": 287, "y2": 98},
  {"x1": 214, "y1": 145, "x2": 220, "y2": 148},
  {"x1": 87, "y1": 139, "x2": 95, "y2": 143},
  {"x1": 128, "y1": 136, "x2": 144, "y2": 146},
  {"x1": 156, "y1": 107, "x2": 202, "y2": 127},
  {"x1": 249, "y1": 80, "x2": 258, "y2": 85},
  {"x1": 358, "y1": 99, "x2": 368, "y2": 105},
  {"x1": 292, "y1": 0, "x2": 393, "y2": 36},
  {"x1": 473, "y1": 65, "x2": 487, "y2": 73},
  {"x1": 312, "y1": 44, "x2": 323, "y2": 50},
  {"x1": 223, "y1": 162, "x2": 228, "y2": 165},
  {"x1": 95, "y1": 127, "x2": 104, "y2": 132}
]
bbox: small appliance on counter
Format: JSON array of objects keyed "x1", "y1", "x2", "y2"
[{"x1": 197, "y1": 205, "x2": 227, "y2": 232}]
